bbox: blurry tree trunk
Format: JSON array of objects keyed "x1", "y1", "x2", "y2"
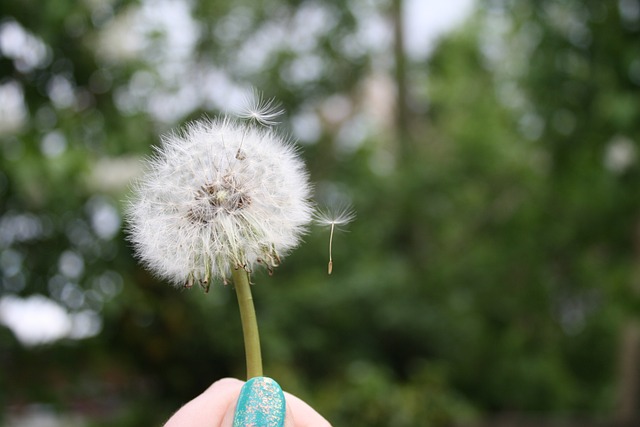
[
  {"x1": 391, "y1": 0, "x2": 410, "y2": 159},
  {"x1": 616, "y1": 322, "x2": 640, "y2": 426},
  {"x1": 615, "y1": 220, "x2": 640, "y2": 426}
]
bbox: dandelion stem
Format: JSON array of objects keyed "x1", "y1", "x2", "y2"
[{"x1": 232, "y1": 267, "x2": 263, "y2": 379}]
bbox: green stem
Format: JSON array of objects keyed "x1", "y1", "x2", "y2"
[{"x1": 232, "y1": 267, "x2": 263, "y2": 379}]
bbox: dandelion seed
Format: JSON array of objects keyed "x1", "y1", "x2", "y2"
[
  {"x1": 126, "y1": 116, "x2": 313, "y2": 288},
  {"x1": 238, "y1": 89, "x2": 285, "y2": 127},
  {"x1": 314, "y1": 205, "x2": 356, "y2": 274}
]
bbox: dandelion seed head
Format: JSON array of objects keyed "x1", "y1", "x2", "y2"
[{"x1": 126, "y1": 116, "x2": 313, "y2": 287}]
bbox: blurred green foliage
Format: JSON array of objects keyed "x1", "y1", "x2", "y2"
[{"x1": 1, "y1": 0, "x2": 640, "y2": 425}]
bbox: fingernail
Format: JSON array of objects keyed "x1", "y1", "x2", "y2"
[{"x1": 233, "y1": 377, "x2": 286, "y2": 427}]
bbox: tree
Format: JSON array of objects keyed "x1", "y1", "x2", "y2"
[{"x1": 3, "y1": 0, "x2": 638, "y2": 425}]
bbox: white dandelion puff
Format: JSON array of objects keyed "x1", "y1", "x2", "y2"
[
  {"x1": 237, "y1": 89, "x2": 285, "y2": 127},
  {"x1": 314, "y1": 204, "x2": 356, "y2": 274},
  {"x1": 126, "y1": 116, "x2": 313, "y2": 289}
]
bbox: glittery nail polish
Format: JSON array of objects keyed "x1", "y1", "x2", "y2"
[{"x1": 233, "y1": 377, "x2": 286, "y2": 427}]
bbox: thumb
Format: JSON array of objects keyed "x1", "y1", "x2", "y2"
[{"x1": 222, "y1": 377, "x2": 289, "y2": 427}]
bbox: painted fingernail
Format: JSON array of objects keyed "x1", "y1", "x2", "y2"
[{"x1": 233, "y1": 377, "x2": 286, "y2": 427}]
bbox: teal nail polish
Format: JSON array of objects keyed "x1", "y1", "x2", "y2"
[{"x1": 233, "y1": 377, "x2": 286, "y2": 427}]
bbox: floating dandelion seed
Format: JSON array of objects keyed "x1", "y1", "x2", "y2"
[
  {"x1": 237, "y1": 89, "x2": 285, "y2": 127},
  {"x1": 315, "y1": 205, "x2": 356, "y2": 274},
  {"x1": 126, "y1": 116, "x2": 313, "y2": 289}
]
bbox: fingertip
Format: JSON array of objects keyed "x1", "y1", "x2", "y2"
[
  {"x1": 205, "y1": 377, "x2": 245, "y2": 394},
  {"x1": 232, "y1": 377, "x2": 286, "y2": 427},
  {"x1": 284, "y1": 391, "x2": 332, "y2": 427},
  {"x1": 164, "y1": 378, "x2": 245, "y2": 427}
]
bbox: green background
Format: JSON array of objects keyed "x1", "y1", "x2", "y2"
[{"x1": 1, "y1": 0, "x2": 640, "y2": 425}]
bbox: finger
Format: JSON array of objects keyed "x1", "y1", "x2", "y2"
[
  {"x1": 284, "y1": 391, "x2": 332, "y2": 427},
  {"x1": 164, "y1": 378, "x2": 244, "y2": 427},
  {"x1": 227, "y1": 377, "x2": 286, "y2": 426}
]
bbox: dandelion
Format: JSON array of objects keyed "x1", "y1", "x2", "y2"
[
  {"x1": 315, "y1": 205, "x2": 356, "y2": 274},
  {"x1": 127, "y1": 117, "x2": 313, "y2": 288},
  {"x1": 126, "y1": 113, "x2": 313, "y2": 378}
]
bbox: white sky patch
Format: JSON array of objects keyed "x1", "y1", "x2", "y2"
[
  {"x1": 0, "y1": 80, "x2": 28, "y2": 134},
  {"x1": 0, "y1": 295, "x2": 71, "y2": 345},
  {"x1": 40, "y1": 130, "x2": 67, "y2": 158},
  {"x1": 58, "y1": 250, "x2": 85, "y2": 279},
  {"x1": 352, "y1": 2, "x2": 391, "y2": 56},
  {"x1": 137, "y1": 0, "x2": 200, "y2": 64},
  {"x1": 0, "y1": 295, "x2": 102, "y2": 346},
  {"x1": 291, "y1": 109, "x2": 322, "y2": 144},
  {"x1": 0, "y1": 19, "x2": 51, "y2": 72},
  {"x1": 47, "y1": 75, "x2": 75, "y2": 110},
  {"x1": 0, "y1": 213, "x2": 43, "y2": 246},
  {"x1": 605, "y1": 135, "x2": 637, "y2": 174},
  {"x1": 86, "y1": 196, "x2": 122, "y2": 240},
  {"x1": 404, "y1": 0, "x2": 476, "y2": 59}
]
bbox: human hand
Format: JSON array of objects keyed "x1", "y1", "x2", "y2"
[{"x1": 163, "y1": 377, "x2": 332, "y2": 427}]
